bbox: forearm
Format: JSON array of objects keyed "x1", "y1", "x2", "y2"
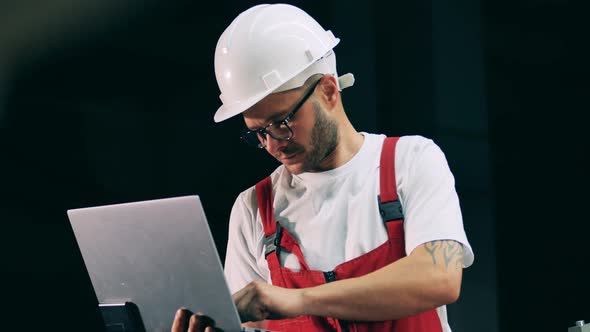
[
  {"x1": 242, "y1": 320, "x2": 269, "y2": 328},
  {"x1": 299, "y1": 242, "x2": 463, "y2": 321}
]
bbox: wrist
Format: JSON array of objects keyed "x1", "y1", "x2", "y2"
[{"x1": 298, "y1": 287, "x2": 317, "y2": 316}]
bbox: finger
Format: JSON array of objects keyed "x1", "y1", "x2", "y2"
[
  {"x1": 188, "y1": 313, "x2": 216, "y2": 332},
  {"x1": 234, "y1": 289, "x2": 257, "y2": 322},
  {"x1": 205, "y1": 327, "x2": 224, "y2": 332},
  {"x1": 188, "y1": 314, "x2": 202, "y2": 332},
  {"x1": 234, "y1": 284, "x2": 261, "y2": 314},
  {"x1": 171, "y1": 308, "x2": 193, "y2": 332},
  {"x1": 231, "y1": 284, "x2": 251, "y2": 303},
  {"x1": 233, "y1": 283, "x2": 270, "y2": 322},
  {"x1": 197, "y1": 314, "x2": 216, "y2": 328}
]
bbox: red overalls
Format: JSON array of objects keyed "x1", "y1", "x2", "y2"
[{"x1": 255, "y1": 137, "x2": 443, "y2": 332}]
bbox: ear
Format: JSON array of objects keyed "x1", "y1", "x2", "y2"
[{"x1": 317, "y1": 74, "x2": 339, "y2": 110}]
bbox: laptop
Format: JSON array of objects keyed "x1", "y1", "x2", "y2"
[{"x1": 67, "y1": 195, "x2": 272, "y2": 332}]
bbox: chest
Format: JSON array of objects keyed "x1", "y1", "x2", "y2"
[{"x1": 270, "y1": 167, "x2": 390, "y2": 271}]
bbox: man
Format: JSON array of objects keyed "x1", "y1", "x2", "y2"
[{"x1": 172, "y1": 3, "x2": 474, "y2": 332}]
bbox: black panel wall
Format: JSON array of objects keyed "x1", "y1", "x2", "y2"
[
  {"x1": 484, "y1": 0, "x2": 589, "y2": 330},
  {"x1": 2, "y1": 1, "x2": 585, "y2": 331}
]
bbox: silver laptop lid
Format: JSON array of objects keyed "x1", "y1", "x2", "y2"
[{"x1": 67, "y1": 196, "x2": 243, "y2": 332}]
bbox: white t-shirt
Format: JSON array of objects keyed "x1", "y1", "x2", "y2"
[{"x1": 224, "y1": 133, "x2": 474, "y2": 332}]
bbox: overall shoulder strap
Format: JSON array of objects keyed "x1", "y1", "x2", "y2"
[
  {"x1": 379, "y1": 137, "x2": 404, "y2": 222},
  {"x1": 255, "y1": 176, "x2": 276, "y2": 236},
  {"x1": 255, "y1": 176, "x2": 311, "y2": 271}
]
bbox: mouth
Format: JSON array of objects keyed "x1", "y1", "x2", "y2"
[{"x1": 278, "y1": 151, "x2": 299, "y2": 163}]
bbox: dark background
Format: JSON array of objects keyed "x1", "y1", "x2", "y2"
[{"x1": 1, "y1": 0, "x2": 587, "y2": 331}]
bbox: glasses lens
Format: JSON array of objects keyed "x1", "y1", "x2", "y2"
[
  {"x1": 266, "y1": 122, "x2": 292, "y2": 141},
  {"x1": 241, "y1": 130, "x2": 263, "y2": 147}
]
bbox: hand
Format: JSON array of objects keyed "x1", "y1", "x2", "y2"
[
  {"x1": 171, "y1": 307, "x2": 222, "y2": 332},
  {"x1": 232, "y1": 280, "x2": 304, "y2": 322}
]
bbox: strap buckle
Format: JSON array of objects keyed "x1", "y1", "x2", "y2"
[
  {"x1": 378, "y1": 195, "x2": 404, "y2": 221},
  {"x1": 264, "y1": 223, "x2": 283, "y2": 257}
]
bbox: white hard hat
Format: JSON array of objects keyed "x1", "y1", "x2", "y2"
[{"x1": 213, "y1": 3, "x2": 355, "y2": 123}]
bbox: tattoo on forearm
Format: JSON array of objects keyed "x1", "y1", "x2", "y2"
[
  {"x1": 424, "y1": 241, "x2": 441, "y2": 264},
  {"x1": 424, "y1": 240, "x2": 464, "y2": 271}
]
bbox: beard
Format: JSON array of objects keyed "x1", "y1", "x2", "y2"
[
  {"x1": 302, "y1": 101, "x2": 339, "y2": 172},
  {"x1": 275, "y1": 101, "x2": 339, "y2": 174}
]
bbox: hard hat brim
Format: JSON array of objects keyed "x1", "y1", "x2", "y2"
[
  {"x1": 213, "y1": 71, "x2": 355, "y2": 123},
  {"x1": 213, "y1": 87, "x2": 273, "y2": 123}
]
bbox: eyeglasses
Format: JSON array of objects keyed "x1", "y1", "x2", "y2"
[{"x1": 241, "y1": 79, "x2": 321, "y2": 149}]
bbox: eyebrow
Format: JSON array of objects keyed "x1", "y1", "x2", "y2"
[
  {"x1": 246, "y1": 108, "x2": 292, "y2": 131},
  {"x1": 245, "y1": 80, "x2": 318, "y2": 131}
]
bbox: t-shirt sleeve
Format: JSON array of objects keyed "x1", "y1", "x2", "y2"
[
  {"x1": 397, "y1": 136, "x2": 475, "y2": 267},
  {"x1": 223, "y1": 189, "x2": 268, "y2": 294}
]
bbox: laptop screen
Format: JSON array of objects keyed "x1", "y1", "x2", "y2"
[{"x1": 67, "y1": 196, "x2": 244, "y2": 332}]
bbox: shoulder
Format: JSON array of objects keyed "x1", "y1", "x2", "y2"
[
  {"x1": 231, "y1": 165, "x2": 286, "y2": 217},
  {"x1": 362, "y1": 133, "x2": 439, "y2": 154},
  {"x1": 384, "y1": 135, "x2": 455, "y2": 194},
  {"x1": 395, "y1": 135, "x2": 447, "y2": 170},
  {"x1": 393, "y1": 135, "x2": 456, "y2": 201},
  {"x1": 357, "y1": 133, "x2": 446, "y2": 171},
  {"x1": 396, "y1": 135, "x2": 438, "y2": 154},
  {"x1": 365, "y1": 134, "x2": 444, "y2": 168}
]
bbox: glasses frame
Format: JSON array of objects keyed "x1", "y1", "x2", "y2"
[{"x1": 241, "y1": 79, "x2": 321, "y2": 149}]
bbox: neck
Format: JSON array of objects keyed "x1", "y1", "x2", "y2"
[{"x1": 317, "y1": 120, "x2": 364, "y2": 171}]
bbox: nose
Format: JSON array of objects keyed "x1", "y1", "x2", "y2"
[{"x1": 264, "y1": 134, "x2": 289, "y2": 155}]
